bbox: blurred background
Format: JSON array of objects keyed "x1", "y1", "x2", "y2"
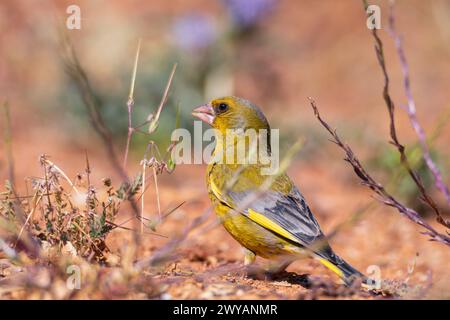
[{"x1": 0, "y1": 0, "x2": 449, "y2": 298}]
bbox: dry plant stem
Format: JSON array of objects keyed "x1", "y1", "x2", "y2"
[
  {"x1": 121, "y1": 50, "x2": 175, "y2": 234},
  {"x1": 152, "y1": 166, "x2": 161, "y2": 220},
  {"x1": 85, "y1": 150, "x2": 91, "y2": 187},
  {"x1": 363, "y1": 1, "x2": 448, "y2": 229},
  {"x1": 141, "y1": 159, "x2": 146, "y2": 234},
  {"x1": 60, "y1": 31, "x2": 128, "y2": 182},
  {"x1": 42, "y1": 161, "x2": 53, "y2": 221},
  {"x1": 129, "y1": 64, "x2": 177, "y2": 135},
  {"x1": 84, "y1": 151, "x2": 95, "y2": 229},
  {"x1": 60, "y1": 32, "x2": 142, "y2": 244},
  {"x1": 146, "y1": 63, "x2": 178, "y2": 133},
  {"x1": 0, "y1": 193, "x2": 55, "y2": 201},
  {"x1": 123, "y1": 53, "x2": 177, "y2": 232},
  {"x1": 2, "y1": 102, "x2": 15, "y2": 188},
  {"x1": 138, "y1": 142, "x2": 175, "y2": 231},
  {"x1": 388, "y1": 3, "x2": 450, "y2": 207},
  {"x1": 15, "y1": 192, "x2": 43, "y2": 247},
  {"x1": 41, "y1": 156, "x2": 80, "y2": 194},
  {"x1": 123, "y1": 39, "x2": 142, "y2": 169},
  {"x1": 4, "y1": 185, "x2": 42, "y2": 257},
  {"x1": 309, "y1": 98, "x2": 450, "y2": 247},
  {"x1": 71, "y1": 220, "x2": 103, "y2": 259},
  {"x1": 104, "y1": 218, "x2": 163, "y2": 235}
]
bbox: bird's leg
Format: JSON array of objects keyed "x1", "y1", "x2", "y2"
[
  {"x1": 241, "y1": 249, "x2": 265, "y2": 278},
  {"x1": 242, "y1": 251, "x2": 295, "y2": 280},
  {"x1": 263, "y1": 258, "x2": 294, "y2": 277},
  {"x1": 244, "y1": 249, "x2": 256, "y2": 266}
]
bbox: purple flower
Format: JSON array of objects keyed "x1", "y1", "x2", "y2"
[
  {"x1": 172, "y1": 13, "x2": 216, "y2": 51},
  {"x1": 221, "y1": 0, "x2": 277, "y2": 28}
]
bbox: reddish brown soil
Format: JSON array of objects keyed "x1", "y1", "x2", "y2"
[{"x1": 0, "y1": 0, "x2": 449, "y2": 299}]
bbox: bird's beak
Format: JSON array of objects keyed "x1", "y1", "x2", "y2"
[{"x1": 192, "y1": 103, "x2": 215, "y2": 125}]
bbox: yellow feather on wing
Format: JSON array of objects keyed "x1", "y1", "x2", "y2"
[
  {"x1": 211, "y1": 174, "x2": 300, "y2": 245},
  {"x1": 246, "y1": 209, "x2": 344, "y2": 279},
  {"x1": 247, "y1": 209, "x2": 300, "y2": 244}
]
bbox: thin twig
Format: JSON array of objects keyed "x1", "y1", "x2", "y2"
[
  {"x1": 387, "y1": 2, "x2": 450, "y2": 208},
  {"x1": 40, "y1": 155, "x2": 80, "y2": 194},
  {"x1": 60, "y1": 30, "x2": 128, "y2": 181},
  {"x1": 104, "y1": 219, "x2": 166, "y2": 236},
  {"x1": 2, "y1": 102, "x2": 15, "y2": 188},
  {"x1": 123, "y1": 39, "x2": 142, "y2": 169},
  {"x1": 140, "y1": 158, "x2": 146, "y2": 234},
  {"x1": 152, "y1": 166, "x2": 161, "y2": 221},
  {"x1": 0, "y1": 193, "x2": 57, "y2": 201},
  {"x1": 309, "y1": 97, "x2": 450, "y2": 247},
  {"x1": 147, "y1": 63, "x2": 177, "y2": 133},
  {"x1": 42, "y1": 159, "x2": 54, "y2": 221},
  {"x1": 85, "y1": 150, "x2": 91, "y2": 187},
  {"x1": 362, "y1": 0, "x2": 448, "y2": 229},
  {"x1": 59, "y1": 31, "x2": 143, "y2": 243},
  {"x1": 15, "y1": 192, "x2": 43, "y2": 247}
]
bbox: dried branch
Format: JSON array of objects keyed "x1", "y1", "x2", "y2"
[
  {"x1": 387, "y1": 2, "x2": 450, "y2": 207},
  {"x1": 120, "y1": 49, "x2": 176, "y2": 234},
  {"x1": 58, "y1": 32, "x2": 167, "y2": 257},
  {"x1": 60, "y1": 31, "x2": 128, "y2": 181},
  {"x1": 2, "y1": 102, "x2": 15, "y2": 188},
  {"x1": 123, "y1": 39, "x2": 142, "y2": 169},
  {"x1": 309, "y1": 98, "x2": 450, "y2": 247},
  {"x1": 147, "y1": 63, "x2": 177, "y2": 134},
  {"x1": 140, "y1": 156, "x2": 147, "y2": 234},
  {"x1": 40, "y1": 156, "x2": 79, "y2": 194},
  {"x1": 59, "y1": 32, "x2": 147, "y2": 236},
  {"x1": 362, "y1": 0, "x2": 448, "y2": 229}
]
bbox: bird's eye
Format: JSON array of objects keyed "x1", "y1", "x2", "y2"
[{"x1": 217, "y1": 103, "x2": 229, "y2": 113}]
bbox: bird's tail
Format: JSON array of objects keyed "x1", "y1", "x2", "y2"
[{"x1": 315, "y1": 246, "x2": 367, "y2": 286}]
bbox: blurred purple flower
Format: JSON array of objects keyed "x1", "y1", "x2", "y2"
[
  {"x1": 172, "y1": 13, "x2": 216, "y2": 52},
  {"x1": 221, "y1": 0, "x2": 277, "y2": 28}
]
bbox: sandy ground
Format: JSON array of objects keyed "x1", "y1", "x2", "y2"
[
  {"x1": 0, "y1": 0, "x2": 449, "y2": 299},
  {"x1": 1, "y1": 123, "x2": 448, "y2": 299}
]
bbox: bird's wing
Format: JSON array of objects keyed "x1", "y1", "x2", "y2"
[
  {"x1": 209, "y1": 171, "x2": 324, "y2": 248},
  {"x1": 232, "y1": 186, "x2": 324, "y2": 247}
]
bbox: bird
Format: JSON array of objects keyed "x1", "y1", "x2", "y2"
[{"x1": 192, "y1": 96, "x2": 366, "y2": 286}]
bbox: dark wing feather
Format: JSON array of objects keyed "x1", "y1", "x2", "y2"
[{"x1": 228, "y1": 186, "x2": 324, "y2": 247}]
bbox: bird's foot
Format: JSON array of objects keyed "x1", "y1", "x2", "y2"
[
  {"x1": 242, "y1": 263, "x2": 291, "y2": 281},
  {"x1": 242, "y1": 264, "x2": 270, "y2": 279}
]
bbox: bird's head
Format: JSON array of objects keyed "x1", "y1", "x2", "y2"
[{"x1": 192, "y1": 96, "x2": 270, "y2": 133}]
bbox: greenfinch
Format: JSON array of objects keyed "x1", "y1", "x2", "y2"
[{"x1": 193, "y1": 96, "x2": 366, "y2": 285}]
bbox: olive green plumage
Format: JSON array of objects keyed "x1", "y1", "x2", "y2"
[{"x1": 193, "y1": 96, "x2": 365, "y2": 285}]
